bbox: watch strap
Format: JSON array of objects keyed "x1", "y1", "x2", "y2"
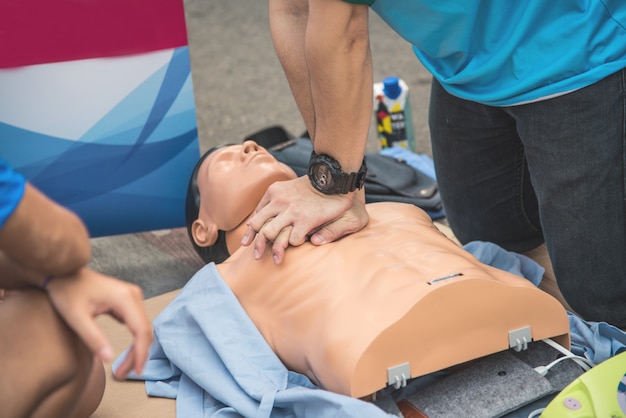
[{"x1": 308, "y1": 151, "x2": 367, "y2": 194}]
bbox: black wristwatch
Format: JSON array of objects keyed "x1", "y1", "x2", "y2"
[{"x1": 307, "y1": 151, "x2": 367, "y2": 194}]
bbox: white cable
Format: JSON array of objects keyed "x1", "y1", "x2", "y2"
[
  {"x1": 527, "y1": 407, "x2": 545, "y2": 418},
  {"x1": 533, "y1": 353, "x2": 594, "y2": 376},
  {"x1": 541, "y1": 338, "x2": 576, "y2": 356},
  {"x1": 523, "y1": 340, "x2": 594, "y2": 416},
  {"x1": 541, "y1": 338, "x2": 594, "y2": 371}
]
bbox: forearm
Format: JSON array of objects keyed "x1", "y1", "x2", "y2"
[
  {"x1": 270, "y1": 0, "x2": 372, "y2": 172},
  {"x1": 306, "y1": 0, "x2": 372, "y2": 172},
  {"x1": 0, "y1": 183, "x2": 91, "y2": 278},
  {"x1": 269, "y1": 0, "x2": 316, "y2": 136}
]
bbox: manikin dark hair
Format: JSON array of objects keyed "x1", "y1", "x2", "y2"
[{"x1": 185, "y1": 145, "x2": 231, "y2": 264}]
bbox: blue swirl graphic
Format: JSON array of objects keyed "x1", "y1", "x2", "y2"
[{"x1": 0, "y1": 47, "x2": 200, "y2": 236}]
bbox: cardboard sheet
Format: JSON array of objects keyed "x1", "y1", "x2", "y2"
[{"x1": 93, "y1": 290, "x2": 179, "y2": 418}]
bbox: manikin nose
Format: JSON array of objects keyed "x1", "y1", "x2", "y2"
[{"x1": 241, "y1": 140, "x2": 260, "y2": 154}]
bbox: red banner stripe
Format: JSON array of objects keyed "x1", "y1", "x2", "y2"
[{"x1": 0, "y1": 0, "x2": 189, "y2": 68}]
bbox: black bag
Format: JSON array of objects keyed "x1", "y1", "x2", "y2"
[{"x1": 244, "y1": 125, "x2": 443, "y2": 218}]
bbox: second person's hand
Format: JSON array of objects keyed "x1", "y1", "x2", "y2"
[{"x1": 45, "y1": 268, "x2": 153, "y2": 379}]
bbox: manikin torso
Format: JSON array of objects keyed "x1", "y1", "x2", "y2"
[{"x1": 216, "y1": 202, "x2": 569, "y2": 398}]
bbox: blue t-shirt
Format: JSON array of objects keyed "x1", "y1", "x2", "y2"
[
  {"x1": 0, "y1": 158, "x2": 26, "y2": 229},
  {"x1": 357, "y1": 1, "x2": 626, "y2": 106}
]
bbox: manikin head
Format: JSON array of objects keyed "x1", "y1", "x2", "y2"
[{"x1": 185, "y1": 140, "x2": 296, "y2": 263}]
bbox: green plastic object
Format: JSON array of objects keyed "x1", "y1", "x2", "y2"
[{"x1": 542, "y1": 351, "x2": 626, "y2": 418}]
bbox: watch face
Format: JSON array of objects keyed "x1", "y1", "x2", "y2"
[{"x1": 311, "y1": 163, "x2": 335, "y2": 191}]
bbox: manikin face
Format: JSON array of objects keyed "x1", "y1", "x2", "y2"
[{"x1": 194, "y1": 141, "x2": 296, "y2": 245}]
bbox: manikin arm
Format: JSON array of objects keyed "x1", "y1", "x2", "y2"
[{"x1": 243, "y1": 0, "x2": 372, "y2": 263}]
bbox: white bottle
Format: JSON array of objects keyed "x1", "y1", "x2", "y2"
[{"x1": 373, "y1": 76, "x2": 415, "y2": 151}]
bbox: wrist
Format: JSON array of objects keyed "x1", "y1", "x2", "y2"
[
  {"x1": 354, "y1": 187, "x2": 366, "y2": 203},
  {"x1": 307, "y1": 151, "x2": 367, "y2": 195}
]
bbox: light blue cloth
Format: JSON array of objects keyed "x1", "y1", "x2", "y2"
[
  {"x1": 379, "y1": 147, "x2": 437, "y2": 181},
  {"x1": 368, "y1": 1, "x2": 626, "y2": 106},
  {"x1": 465, "y1": 240, "x2": 626, "y2": 366},
  {"x1": 114, "y1": 263, "x2": 393, "y2": 418},
  {"x1": 568, "y1": 317, "x2": 626, "y2": 365}
]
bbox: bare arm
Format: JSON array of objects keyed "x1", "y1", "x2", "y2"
[
  {"x1": 245, "y1": 0, "x2": 372, "y2": 262},
  {"x1": 306, "y1": 0, "x2": 372, "y2": 170},
  {"x1": 0, "y1": 180, "x2": 152, "y2": 376},
  {"x1": 269, "y1": 0, "x2": 315, "y2": 135},
  {"x1": 0, "y1": 183, "x2": 90, "y2": 288},
  {"x1": 270, "y1": 0, "x2": 372, "y2": 171}
]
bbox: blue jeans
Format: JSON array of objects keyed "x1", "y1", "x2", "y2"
[{"x1": 429, "y1": 69, "x2": 626, "y2": 327}]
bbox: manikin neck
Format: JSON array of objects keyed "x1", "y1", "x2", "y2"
[{"x1": 224, "y1": 212, "x2": 254, "y2": 256}]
